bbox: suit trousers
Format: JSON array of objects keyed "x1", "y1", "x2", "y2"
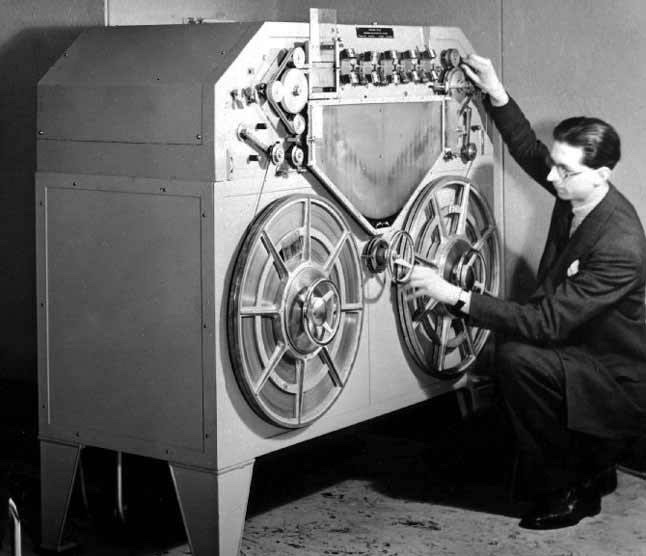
[{"x1": 495, "y1": 340, "x2": 628, "y2": 496}]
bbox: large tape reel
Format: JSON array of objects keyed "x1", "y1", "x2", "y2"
[
  {"x1": 397, "y1": 176, "x2": 501, "y2": 377},
  {"x1": 228, "y1": 195, "x2": 364, "y2": 428}
]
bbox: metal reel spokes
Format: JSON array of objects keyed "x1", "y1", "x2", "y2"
[
  {"x1": 397, "y1": 175, "x2": 501, "y2": 377},
  {"x1": 228, "y1": 195, "x2": 363, "y2": 428}
]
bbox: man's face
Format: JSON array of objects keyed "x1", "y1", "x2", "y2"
[{"x1": 547, "y1": 141, "x2": 601, "y2": 203}]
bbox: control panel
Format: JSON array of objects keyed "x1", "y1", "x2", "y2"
[{"x1": 223, "y1": 17, "x2": 486, "y2": 234}]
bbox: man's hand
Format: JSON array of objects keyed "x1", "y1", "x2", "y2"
[
  {"x1": 408, "y1": 265, "x2": 462, "y2": 306},
  {"x1": 461, "y1": 53, "x2": 509, "y2": 107}
]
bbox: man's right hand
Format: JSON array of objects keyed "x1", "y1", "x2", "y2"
[{"x1": 462, "y1": 53, "x2": 509, "y2": 107}]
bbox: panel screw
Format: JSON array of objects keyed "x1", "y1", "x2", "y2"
[{"x1": 196, "y1": 134, "x2": 202, "y2": 140}]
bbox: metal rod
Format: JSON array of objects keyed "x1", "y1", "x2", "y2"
[
  {"x1": 237, "y1": 125, "x2": 270, "y2": 153},
  {"x1": 78, "y1": 453, "x2": 90, "y2": 514},
  {"x1": 414, "y1": 254, "x2": 438, "y2": 269},
  {"x1": 237, "y1": 125, "x2": 285, "y2": 166},
  {"x1": 441, "y1": 99, "x2": 446, "y2": 153},
  {"x1": 8, "y1": 498, "x2": 21, "y2": 556},
  {"x1": 116, "y1": 451, "x2": 126, "y2": 524}
]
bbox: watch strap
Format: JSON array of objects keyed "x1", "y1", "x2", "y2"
[{"x1": 452, "y1": 290, "x2": 467, "y2": 311}]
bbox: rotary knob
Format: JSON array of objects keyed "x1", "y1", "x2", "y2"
[
  {"x1": 379, "y1": 50, "x2": 397, "y2": 82},
  {"x1": 402, "y1": 49, "x2": 417, "y2": 61},
  {"x1": 365, "y1": 50, "x2": 380, "y2": 65},
  {"x1": 400, "y1": 50, "x2": 418, "y2": 83},
  {"x1": 419, "y1": 47, "x2": 436, "y2": 60},
  {"x1": 384, "y1": 50, "x2": 399, "y2": 63},
  {"x1": 359, "y1": 51, "x2": 378, "y2": 85},
  {"x1": 340, "y1": 48, "x2": 358, "y2": 85},
  {"x1": 440, "y1": 48, "x2": 462, "y2": 70},
  {"x1": 444, "y1": 67, "x2": 475, "y2": 103}
]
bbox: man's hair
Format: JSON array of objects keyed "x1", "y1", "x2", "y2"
[{"x1": 553, "y1": 117, "x2": 621, "y2": 169}]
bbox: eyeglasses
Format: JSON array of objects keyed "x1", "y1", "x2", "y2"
[{"x1": 551, "y1": 164, "x2": 585, "y2": 181}]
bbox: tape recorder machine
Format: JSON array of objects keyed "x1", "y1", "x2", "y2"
[{"x1": 36, "y1": 9, "x2": 502, "y2": 555}]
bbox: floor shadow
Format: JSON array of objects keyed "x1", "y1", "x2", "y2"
[
  {"x1": 247, "y1": 393, "x2": 525, "y2": 520},
  {"x1": 0, "y1": 387, "x2": 527, "y2": 553}
]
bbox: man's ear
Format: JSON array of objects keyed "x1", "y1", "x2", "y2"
[{"x1": 596, "y1": 166, "x2": 611, "y2": 184}]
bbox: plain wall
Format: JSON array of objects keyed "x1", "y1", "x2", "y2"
[
  {"x1": 0, "y1": 0, "x2": 104, "y2": 382},
  {"x1": 105, "y1": 0, "x2": 279, "y2": 24},
  {"x1": 501, "y1": 0, "x2": 646, "y2": 298}
]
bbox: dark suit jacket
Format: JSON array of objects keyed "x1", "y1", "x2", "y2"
[{"x1": 469, "y1": 96, "x2": 646, "y2": 437}]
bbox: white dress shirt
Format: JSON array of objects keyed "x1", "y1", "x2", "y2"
[{"x1": 570, "y1": 183, "x2": 610, "y2": 237}]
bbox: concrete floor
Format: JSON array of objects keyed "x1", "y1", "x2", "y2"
[{"x1": 2, "y1": 390, "x2": 646, "y2": 556}]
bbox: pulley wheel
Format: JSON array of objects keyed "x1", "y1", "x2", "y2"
[
  {"x1": 396, "y1": 176, "x2": 501, "y2": 378},
  {"x1": 291, "y1": 46, "x2": 307, "y2": 69},
  {"x1": 228, "y1": 195, "x2": 364, "y2": 428},
  {"x1": 267, "y1": 80, "x2": 285, "y2": 104},
  {"x1": 280, "y1": 68, "x2": 308, "y2": 114}
]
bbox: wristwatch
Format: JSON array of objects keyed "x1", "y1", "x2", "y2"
[{"x1": 452, "y1": 289, "x2": 469, "y2": 312}]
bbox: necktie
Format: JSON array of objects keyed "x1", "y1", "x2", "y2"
[
  {"x1": 563, "y1": 210, "x2": 574, "y2": 242},
  {"x1": 569, "y1": 212, "x2": 582, "y2": 237}
]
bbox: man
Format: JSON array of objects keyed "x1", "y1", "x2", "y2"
[{"x1": 409, "y1": 53, "x2": 646, "y2": 529}]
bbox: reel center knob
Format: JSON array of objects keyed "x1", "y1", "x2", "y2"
[
  {"x1": 458, "y1": 262, "x2": 476, "y2": 290},
  {"x1": 302, "y1": 278, "x2": 341, "y2": 346},
  {"x1": 310, "y1": 297, "x2": 328, "y2": 326}
]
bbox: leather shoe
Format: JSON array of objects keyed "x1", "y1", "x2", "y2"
[
  {"x1": 581, "y1": 465, "x2": 617, "y2": 497},
  {"x1": 519, "y1": 487, "x2": 601, "y2": 530}
]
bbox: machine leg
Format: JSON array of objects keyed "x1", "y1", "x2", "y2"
[
  {"x1": 39, "y1": 441, "x2": 81, "y2": 552},
  {"x1": 170, "y1": 460, "x2": 254, "y2": 556}
]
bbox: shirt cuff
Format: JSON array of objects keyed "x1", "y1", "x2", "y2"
[{"x1": 462, "y1": 291, "x2": 473, "y2": 313}]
